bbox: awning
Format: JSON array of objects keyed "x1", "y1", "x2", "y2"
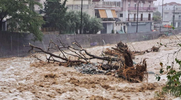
[
  {"x1": 98, "y1": 9, "x2": 117, "y2": 18},
  {"x1": 111, "y1": 10, "x2": 117, "y2": 18},
  {"x1": 99, "y1": 9, "x2": 107, "y2": 18},
  {"x1": 106, "y1": 10, "x2": 113, "y2": 18}
]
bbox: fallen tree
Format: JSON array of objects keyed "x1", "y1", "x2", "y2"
[{"x1": 29, "y1": 41, "x2": 148, "y2": 82}]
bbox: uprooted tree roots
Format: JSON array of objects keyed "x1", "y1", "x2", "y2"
[{"x1": 29, "y1": 41, "x2": 149, "y2": 82}]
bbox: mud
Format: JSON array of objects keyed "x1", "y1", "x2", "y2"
[{"x1": 1, "y1": 34, "x2": 181, "y2": 100}]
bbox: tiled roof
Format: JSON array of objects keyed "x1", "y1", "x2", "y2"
[{"x1": 162, "y1": 2, "x2": 181, "y2": 6}]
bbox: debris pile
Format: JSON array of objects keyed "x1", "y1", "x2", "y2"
[
  {"x1": 29, "y1": 41, "x2": 160, "y2": 82},
  {"x1": 75, "y1": 63, "x2": 105, "y2": 74}
]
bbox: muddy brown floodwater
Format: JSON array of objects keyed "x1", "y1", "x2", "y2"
[{"x1": 1, "y1": 34, "x2": 181, "y2": 100}]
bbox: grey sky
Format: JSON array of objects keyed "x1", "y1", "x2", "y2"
[{"x1": 154, "y1": 0, "x2": 181, "y2": 5}]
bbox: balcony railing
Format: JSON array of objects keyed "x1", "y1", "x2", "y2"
[
  {"x1": 67, "y1": 5, "x2": 90, "y2": 10},
  {"x1": 128, "y1": 7, "x2": 156, "y2": 11},
  {"x1": 126, "y1": 18, "x2": 152, "y2": 22},
  {"x1": 94, "y1": 4, "x2": 123, "y2": 11}
]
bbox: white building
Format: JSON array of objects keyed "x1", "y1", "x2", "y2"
[
  {"x1": 157, "y1": 2, "x2": 181, "y2": 28},
  {"x1": 93, "y1": 0, "x2": 156, "y2": 33}
]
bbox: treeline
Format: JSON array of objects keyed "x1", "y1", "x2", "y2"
[{"x1": 0, "y1": 0, "x2": 103, "y2": 41}]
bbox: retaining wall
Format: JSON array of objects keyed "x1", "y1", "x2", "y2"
[{"x1": 0, "y1": 30, "x2": 180, "y2": 58}]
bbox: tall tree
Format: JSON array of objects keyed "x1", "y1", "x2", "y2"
[
  {"x1": 44, "y1": 0, "x2": 67, "y2": 34},
  {"x1": 0, "y1": 0, "x2": 44, "y2": 41},
  {"x1": 153, "y1": 11, "x2": 161, "y2": 22},
  {"x1": 77, "y1": 12, "x2": 103, "y2": 34},
  {"x1": 64, "y1": 11, "x2": 103, "y2": 34},
  {"x1": 64, "y1": 11, "x2": 80, "y2": 34}
]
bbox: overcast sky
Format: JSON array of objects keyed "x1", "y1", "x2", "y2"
[{"x1": 153, "y1": 0, "x2": 181, "y2": 5}]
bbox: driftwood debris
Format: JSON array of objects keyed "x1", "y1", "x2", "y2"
[
  {"x1": 29, "y1": 41, "x2": 148, "y2": 82},
  {"x1": 132, "y1": 46, "x2": 161, "y2": 56}
]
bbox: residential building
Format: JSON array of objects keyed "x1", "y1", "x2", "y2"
[
  {"x1": 93, "y1": 0, "x2": 120, "y2": 33},
  {"x1": 34, "y1": 0, "x2": 46, "y2": 13},
  {"x1": 66, "y1": 0, "x2": 95, "y2": 17},
  {"x1": 94, "y1": 0, "x2": 156, "y2": 33},
  {"x1": 34, "y1": 0, "x2": 156, "y2": 33},
  {"x1": 158, "y1": 2, "x2": 181, "y2": 28}
]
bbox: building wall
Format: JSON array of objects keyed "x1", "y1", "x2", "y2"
[
  {"x1": 158, "y1": 3, "x2": 181, "y2": 27},
  {"x1": 127, "y1": 22, "x2": 152, "y2": 33},
  {"x1": 128, "y1": 12, "x2": 152, "y2": 19},
  {"x1": 122, "y1": 0, "x2": 128, "y2": 22},
  {"x1": 66, "y1": 0, "x2": 91, "y2": 5},
  {"x1": 127, "y1": 0, "x2": 154, "y2": 8},
  {"x1": 66, "y1": 0, "x2": 95, "y2": 17},
  {"x1": 34, "y1": 0, "x2": 46, "y2": 13}
]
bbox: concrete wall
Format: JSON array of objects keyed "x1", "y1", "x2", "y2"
[{"x1": 0, "y1": 30, "x2": 180, "y2": 58}]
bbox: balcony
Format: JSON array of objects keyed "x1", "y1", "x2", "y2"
[
  {"x1": 67, "y1": 5, "x2": 90, "y2": 10},
  {"x1": 128, "y1": 7, "x2": 156, "y2": 11},
  {"x1": 126, "y1": 18, "x2": 152, "y2": 22},
  {"x1": 94, "y1": 4, "x2": 123, "y2": 11}
]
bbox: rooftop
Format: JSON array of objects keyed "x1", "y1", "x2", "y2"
[{"x1": 162, "y1": 2, "x2": 181, "y2": 6}]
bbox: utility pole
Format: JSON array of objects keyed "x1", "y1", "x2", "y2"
[
  {"x1": 136, "y1": 0, "x2": 141, "y2": 33},
  {"x1": 173, "y1": 5, "x2": 176, "y2": 28},
  {"x1": 160, "y1": 0, "x2": 164, "y2": 32},
  {"x1": 80, "y1": 0, "x2": 83, "y2": 34}
]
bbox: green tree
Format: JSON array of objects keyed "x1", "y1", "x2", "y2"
[
  {"x1": 64, "y1": 11, "x2": 103, "y2": 34},
  {"x1": 154, "y1": 11, "x2": 161, "y2": 16},
  {"x1": 80, "y1": 12, "x2": 103, "y2": 34},
  {"x1": 153, "y1": 11, "x2": 161, "y2": 22},
  {"x1": 88, "y1": 17, "x2": 103, "y2": 34},
  {"x1": 64, "y1": 11, "x2": 80, "y2": 34},
  {"x1": 43, "y1": 0, "x2": 67, "y2": 34},
  {"x1": 0, "y1": 0, "x2": 44, "y2": 41},
  {"x1": 43, "y1": 0, "x2": 103, "y2": 34}
]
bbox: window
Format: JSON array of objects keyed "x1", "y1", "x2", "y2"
[
  {"x1": 83, "y1": 5, "x2": 88, "y2": 9},
  {"x1": 141, "y1": 3, "x2": 143, "y2": 7},
  {"x1": 74, "y1": 5, "x2": 78, "y2": 9},
  {"x1": 128, "y1": 2, "x2": 130, "y2": 7},
  {"x1": 165, "y1": 15, "x2": 167, "y2": 18},
  {"x1": 134, "y1": 3, "x2": 137, "y2": 9},
  {"x1": 117, "y1": 2, "x2": 120, "y2": 7},
  {"x1": 120, "y1": 13, "x2": 123, "y2": 17},
  {"x1": 141, "y1": 14, "x2": 143, "y2": 21},
  {"x1": 114, "y1": 2, "x2": 116, "y2": 6},
  {"x1": 148, "y1": 14, "x2": 151, "y2": 20},
  {"x1": 120, "y1": 2, "x2": 122, "y2": 7},
  {"x1": 179, "y1": 15, "x2": 181, "y2": 19}
]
